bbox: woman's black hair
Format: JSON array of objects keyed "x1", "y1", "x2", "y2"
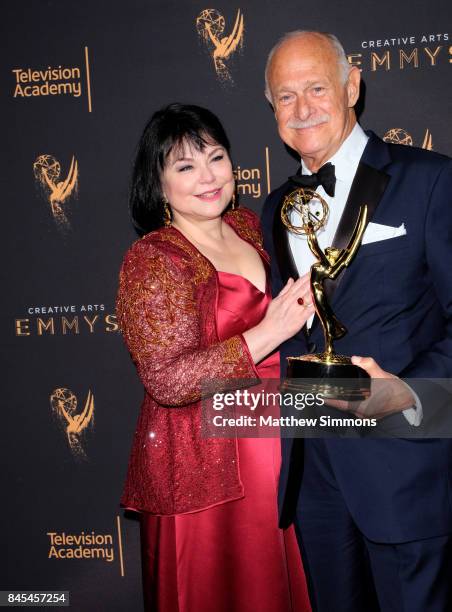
[{"x1": 129, "y1": 103, "x2": 232, "y2": 235}]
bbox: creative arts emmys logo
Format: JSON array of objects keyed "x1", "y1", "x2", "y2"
[
  {"x1": 348, "y1": 33, "x2": 451, "y2": 73},
  {"x1": 15, "y1": 303, "x2": 118, "y2": 337},
  {"x1": 383, "y1": 128, "x2": 433, "y2": 150},
  {"x1": 33, "y1": 154, "x2": 79, "y2": 229},
  {"x1": 50, "y1": 388, "x2": 94, "y2": 460},
  {"x1": 196, "y1": 8, "x2": 244, "y2": 83}
]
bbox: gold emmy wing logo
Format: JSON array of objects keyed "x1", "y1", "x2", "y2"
[
  {"x1": 33, "y1": 154, "x2": 78, "y2": 227},
  {"x1": 50, "y1": 388, "x2": 94, "y2": 460},
  {"x1": 196, "y1": 8, "x2": 244, "y2": 83},
  {"x1": 383, "y1": 128, "x2": 433, "y2": 150}
]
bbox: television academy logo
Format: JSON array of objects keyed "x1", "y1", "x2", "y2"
[
  {"x1": 196, "y1": 8, "x2": 244, "y2": 83},
  {"x1": 50, "y1": 388, "x2": 94, "y2": 460},
  {"x1": 33, "y1": 154, "x2": 79, "y2": 229},
  {"x1": 48, "y1": 530, "x2": 114, "y2": 563},
  {"x1": 234, "y1": 146, "x2": 272, "y2": 200},
  {"x1": 47, "y1": 516, "x2": 126, "y2": 576},
  {"x1": 12, "y1": 48, "x2": 93, "y2": 112},
  {"x1": 383, "y1": 128, "x2": 433, "y2": 150}
]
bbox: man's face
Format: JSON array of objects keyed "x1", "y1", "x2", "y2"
[{"x1": 267, "y1": 35, "x2": 360, "y2": 170}]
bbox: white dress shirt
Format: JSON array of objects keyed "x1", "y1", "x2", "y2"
[
  {"x1": 287, "y1": 123, "x2": 421, "y2": 425},
  {"x1": 288, "y1": 122, "x2": 368, "y2": 284}
]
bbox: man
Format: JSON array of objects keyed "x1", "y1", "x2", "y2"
[{"x1": 262, "y1": 31, "x2": 452, "y2": 611}]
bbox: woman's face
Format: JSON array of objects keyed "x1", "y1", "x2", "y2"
[{"x1": 160, "y1": 139, "x2": 235, "y2": 225}]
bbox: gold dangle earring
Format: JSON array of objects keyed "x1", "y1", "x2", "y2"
[
  {"x1": 163, "y1": 197, "x2": 172, "y2": 227},
  {"x1": 231, "y1": 193, "x2": 237, "y2": 210}
]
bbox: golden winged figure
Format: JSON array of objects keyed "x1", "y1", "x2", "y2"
[
  {"x1": 33, "y1": 154, "x2": 78, "y2": 226},
  {"x1": 421, "y1": 129, "x2": 433, "y2": 150},
  {"x1": 50, "y1": 388, "x2": 94, "y2": 459},
  {"x1": 199, "y1": 9, "x2": 244, "y2": 82},
  {"x1": 306, "y1": 205, "x2": 368, "y2": 361}
]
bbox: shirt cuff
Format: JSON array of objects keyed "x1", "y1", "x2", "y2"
[{"x1": 401, "y1": 381, "x2": 423, "y2": 426}]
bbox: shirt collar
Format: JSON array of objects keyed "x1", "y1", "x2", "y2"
[{"x1": 300, "y1": 123, "x2": 369, "y2": 182}]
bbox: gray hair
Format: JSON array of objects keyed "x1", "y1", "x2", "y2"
[{"x1": 264, "y1": 31, "x2": 351, "y2": 104}]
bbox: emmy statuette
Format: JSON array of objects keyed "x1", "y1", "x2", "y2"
[{"x1": 281, "y1": 188, "x2": 370, "y2": 400}]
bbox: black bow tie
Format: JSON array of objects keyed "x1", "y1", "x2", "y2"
[{"x1": 289, "y1": 162, "x2": 336, "y2": 197}]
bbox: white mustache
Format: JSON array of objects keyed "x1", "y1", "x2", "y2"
[{"x1": 286, "y1": 115, "x2": 330, "y2": 129}]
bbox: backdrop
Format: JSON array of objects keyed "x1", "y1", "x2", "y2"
[{"x1": 2, "y1": 1, "x2": 451, "y2": 609}]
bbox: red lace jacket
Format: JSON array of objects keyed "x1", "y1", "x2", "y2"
[{"x1": 117, "y1": 208, "x2": 269, "y2": 515}]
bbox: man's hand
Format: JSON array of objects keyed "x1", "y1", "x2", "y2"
[
  {"x1": 351, "y1": 356, "x2": 393, "y2": 379},
  {"x1": 333, "y1": 356, "x2": 416, "y2": 420}
]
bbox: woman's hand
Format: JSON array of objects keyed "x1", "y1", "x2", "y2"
[
  {"x1": 262, "y1": 275, "x2": 315, "y2": 344},
  {"x1": 243, "y1": 275, "x2": 315, "y2": 364}
]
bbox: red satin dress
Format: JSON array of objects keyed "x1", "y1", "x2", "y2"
[{"x1": 140, "y1": 271, "x2": 311, "y2": 612}]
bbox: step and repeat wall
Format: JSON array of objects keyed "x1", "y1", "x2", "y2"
[{"x1": 2, "y1": 0, "x2": 451, "y2": 609}]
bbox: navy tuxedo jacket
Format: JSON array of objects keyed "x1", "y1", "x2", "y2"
[{"x1": 261, "y1": 131, "x2": 452, "y2": 543}]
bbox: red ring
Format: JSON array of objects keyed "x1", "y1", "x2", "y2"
[{"x1": 297, "y1": 297, "x2": 304, "y2": 306}]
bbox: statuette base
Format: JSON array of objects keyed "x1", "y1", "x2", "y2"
[{"x1": 283, "y1": 354, "x2": 371, "y2": 400}]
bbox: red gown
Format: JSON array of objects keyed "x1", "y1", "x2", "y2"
[{"x1": 140, "y1": 271, "x2": 311, "y2": 612}]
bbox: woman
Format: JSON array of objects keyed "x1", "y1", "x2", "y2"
[{"x1": 117, "y1": 103, "x2": 314, "y2": 611}]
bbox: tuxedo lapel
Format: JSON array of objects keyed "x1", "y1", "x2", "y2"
[
  {"x1": 272, "y1": 183, "x2": 299, "y2": 284},
  {"x1": 332, "y1": 162, "x2": 390, "y2": 251},
  {"x1": 310, "y1": 134, "x2": 392, "y2": 334}
]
